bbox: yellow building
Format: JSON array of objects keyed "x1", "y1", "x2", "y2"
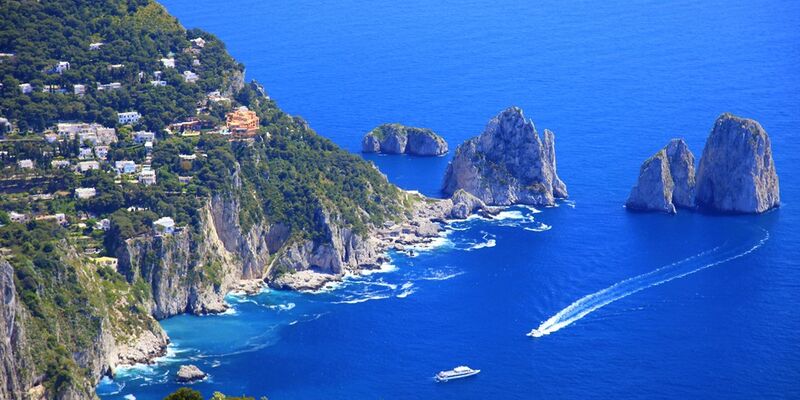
[{"x1": 226, "y1": 106, "x2": 259, "y2": 136}]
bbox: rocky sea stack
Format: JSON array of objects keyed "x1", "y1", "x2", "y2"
[
  {"x1": 626, "y1": 113, "x2": 779, "y2": 214},
  {"x1": 696, "y1": 113, "x2": 780, "y2": 213},
  {"x1": 626, "y1": 139, "x2": 695, "y2": 214},
  {"x1": 176, "y1": 364, "x2": 207, "y2": 383},
  {"x1": 442, "y1": 107, "x2": 567, "y2": 206},
  {"x1": 362, "y1": 123, "x2": 448, "y2": 156}
]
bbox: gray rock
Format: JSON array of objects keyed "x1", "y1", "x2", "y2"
[
  {"x1": 696, "y1": 113, "x2": 780, "y2": 213},
  {"x1": 626, "y1": 149, "x2": 677, "y2": 214},
  {"x1": 361, "y1": 124, "x2": 448, "y2": 156},
  {"x1": 442, "y1": 106, "x2": 568, "y2": 206},
  {"x1": 626, "y1": 138, "x2": 695, "y2": 214},
  {"x1": 176, "y1": 364, "x2": 206, "y2": 383},
  {"x1": 665, "y1": 139, "x2": 696, "y2": 208},
  {"x1": 449, "y1": 189, "x2": 489, "y2": 219}
]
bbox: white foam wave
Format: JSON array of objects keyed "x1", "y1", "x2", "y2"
[
  {"x1": 523, "y1": 223, "x2": 552, "y2": 232},
  {"x1": 418, "y1": 270, "x2": 465, "y2": 281},
  {"x1": 396, "y1": 289, "x2": 416, "y2": 298},
  {"x1": 124, "y1": 395, "x2": 136, "y2": 400},
  {"x1": 359, "y1": 262, "x2": 398, "y2": 276},
  {"x1": 529, "y1": 231, "x2": 769, "y2": 338},
  {"x1": 333, "y1": 294, "x2": 392, "y2": 304}
]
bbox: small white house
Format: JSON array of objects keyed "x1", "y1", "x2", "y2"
[
  {"x1": 51, "y1": 159, "x2": 71, "y2": 169},
  {"x1": 77, "y1": 161, "x2": 100, "y2": 172},
  {"x1": 153, "y1": 216, "x2": 175, "y2": 235},
  {"x1": 78, "y1": 147, "x2": 94, "y2": 160},
  {"x1": 89, "y1": 42, "x2": 104, "y2": 50},
  {"x1": 114, "y1": 160, "x2": 137, "y2": 174},
  {"x1": 8, "y1": 211, "x2": 28, "y2": 223},
  {"x1": 150, "y1": 80, "x2": 167, "y2": 87},
  {"x1": 160, "y1": 58, "x2": 175, "y2": 68},
  {"x1": 94, "y1": 145, "x2": 110, "y2": 160},
  {"x1": 75, "y1": 188, "x2": 97, "y2": 199},
  {"x1": 73, "y1": 84, "x2": 86, "y2": 96},
  {"x1": 139, "y1": 168, "x2": 156, "y2": 185},
  {"x1": 133, "y1": 131, "x2": 156, "y2": 143},
  {"x1": 190, "y1": 37, "x2": 206, "y2": 48},
  {"x1": 97, "y1": 218, "x2": 111, "y2": 231},
  {"x1": 55, "y1": 61, "x2": 70, "y2": 74},
  {"x1": 118, "y1": 111, "x2": 142, "y2": 125},
  {"x1": 19, "y1": 83, "x2": 32, "y2": 94},
  {"x1": 182, "y1": 70, "x2": 199, "y2": 83},
  {"x1": 17, "y1": 159, "x2": 33, "y2": 169},
  {"x1": 97, "y1": 82, "x2": 122, "y2": 91}
]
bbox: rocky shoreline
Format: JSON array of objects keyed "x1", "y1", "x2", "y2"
[{"x1": 269, "y1": 190, "x2": 498, "y2": 292}]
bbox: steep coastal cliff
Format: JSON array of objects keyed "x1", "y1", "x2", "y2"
[
  {"x1": 626, "y1": 139, "x2": 695, "y2": 214},
  {"x1": 696, "y1": 114, "x2": 780, "y2": 213},
  {"x1": 362, "y1": 124, "x2": 448, "y2": 156},
  {"x1": 442, "y1": 107, "x2": 567, "y2": 205}
]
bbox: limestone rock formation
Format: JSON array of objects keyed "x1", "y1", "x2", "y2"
[
  {"x1": 442, "y1": 107, "x2": 567, "y2": 206},
  {"x1": 176, "y1": 364, "x2": 206, "y2": 383},
  {"x1": 362, "y1": 123, "x2": 448, "y2": 156},
  {"x1": 696, "y1": 113, "x2": 780, "y2": 213},
  {"x1": 626, "y1": 138, "x2": 695, "y2": 214}
]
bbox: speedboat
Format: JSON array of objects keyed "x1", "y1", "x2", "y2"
[
  {"x1": 435, "y1": 366, "x2": 480, "y2": 382},
  {"x1": 527, "y1": 329, "x2": 545, "y2": 338}
]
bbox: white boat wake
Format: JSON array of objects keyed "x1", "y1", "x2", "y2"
[{"x1": 528, "y1": 230, "x2": 770, "y2": 338}]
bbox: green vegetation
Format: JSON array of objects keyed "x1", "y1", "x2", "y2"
[
  {"x1": 0, "y1": 0, "x2": 242, "y2": 132},
  {"x1": 164, "y1": 388, "x2": 267, "y2": 400},
  {"x1": 0, "y1": 1, "x2": 411, "y2": 399}
]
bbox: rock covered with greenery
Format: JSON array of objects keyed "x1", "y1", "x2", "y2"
[{"x1": 362, "y1": 123, "x2": 448, "y2": 156}]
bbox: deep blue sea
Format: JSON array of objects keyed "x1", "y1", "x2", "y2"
[{"x1": 98, "y1": 1, "x2": 800, "y2": 398}]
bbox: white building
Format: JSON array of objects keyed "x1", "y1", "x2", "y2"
[
  {"x1": 97, "y1": 218, "x2": 111, "y2": 231},
  {"x1": 77, "y1": 161, "x2": 100, "y2": 172},
  {"x1": 183, "y1": 70, "x2": 199, "y2": 83},
  {"x1": 153, "y1": 216, "x2": 175, "y2": 235},
  {"x1": 97, "y1": 82, "x2": 122, "y2": 91},
  {"x1": 75, "y1": 188, "x2": 97, "y2": 199},
  {"x1": 89, "y1": 42, "x2": 104, "y2": 50},
  {"x1": 118, "y1": 111, "x2": 142, "y2": 125},
  {"x1": 133, "y1": 131, "x2": 156, "y2": 143},
  {"x1": 19, "y1": 83, "x2": 32, "y2": 94},
  {"x1": 73, "y1": 84, "x2": 86, "y2": 96},
  {"x1": 8, "y1": 211, "x2": 28, "y2": 223},
  {"x1": 54, "y1": 61, "x2": 70, "y2": 74},
  {"x1": 78, "y1": 147, "x2": 93, "y2": 160},
  {"x1": 94, "y1": 145, "x2": 109, "y2": 160},
  {"x1": 160, "y1": 58, "x2": 175, "y2": 68},
  {"x1": 51, "y1": 159, "x2": 71, "y2": 169},
  {"x1": 44, "y1": 132, "x2": 58, "y2": 143},
  {"x1": 115, "y1": 160, "x2": 137, "y2": 174},
  {"x1": 139, "y1": 168, "x2": 156, "y2": 185},
  {"x1": 17, "y1": 159, "x2": 33, "y2": 169},
  {"x1": 178, "y1": 154, "x2": 197, "y2": 161},
  {"x1": 190, "y1": 37, "x2": 206, "y2": 48},
  {"x1": 150, "y1": 80, "x2": 167, "y2": 87}
]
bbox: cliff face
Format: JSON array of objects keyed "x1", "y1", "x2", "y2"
[
  {"x1": 626, "y1": 138, "x2": 695, "y2": 214},
  {"x1": 442, "y1": 107, "x2": 567, "y2": 206},
  {"x1": 0, "y1": 261, "x2": 29, "y2": 400},
  {"x1": 696, "y1": 113, "x2": 780, "y2": 213},
  {"x1": 362, "y1": 124, "x2": 448, "y2": 156}
]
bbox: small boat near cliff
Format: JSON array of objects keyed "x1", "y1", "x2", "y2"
[{"x1": 435, "y1": 366, "x2": 480, "y2": 382}]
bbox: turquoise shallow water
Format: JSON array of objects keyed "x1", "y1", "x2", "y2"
[{"x1": 99, "y1": 0, "x2": 800, "y2": 398}]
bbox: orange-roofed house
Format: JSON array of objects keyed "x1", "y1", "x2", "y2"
[{"x1": 226, "y1": 106, "x2": 259, "y2": 137}]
